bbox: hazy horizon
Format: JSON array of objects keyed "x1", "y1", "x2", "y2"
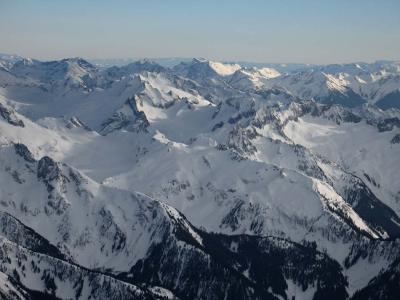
[
  {"x1": 1, "y1": 52, "x2": 399, "y2": 67},
  {"x1": 1, "y1": 0, "x2": 400, "y2": 64}
]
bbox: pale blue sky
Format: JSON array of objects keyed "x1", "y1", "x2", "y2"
[{"x1": 0, "y1": 0, "x2": 399, "y2": 63}]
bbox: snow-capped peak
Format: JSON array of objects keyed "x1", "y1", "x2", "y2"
[{"x1": 208, "y1": 60, "x2": 241, "y2": 76}]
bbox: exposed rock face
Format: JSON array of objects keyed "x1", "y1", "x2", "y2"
[
  {"x1": 65, "y1": 117, "x2": 91, "y2": 131},
  {"x1": 37, "y1": 156, "x2": 61, "y2": 183},
  {"x1": 377, "y1": 117, "x2": 400, "y2": 132},
  {"x1": 391, "y1": 133, "x2": 400, "y2": 144},
  {"x1": 100, "y1": 96, "x2": 150, "y2": 135},
  {"x1": 14, "y1": 143, "x2": 35, "y2": 163},
  {"x1": 228, "y1": 125, "x2": 259, "y2": 157},
  {"x1": 0, "y1": 103, "x2": 24, "y2": 127}
]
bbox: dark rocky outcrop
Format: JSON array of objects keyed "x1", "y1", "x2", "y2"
[
  {"x1": 14, "y1": 143, "x2": 35, "y2": 163},
  {"x1": 0, "y1": 103, "x2": 24, "y2": 127}
]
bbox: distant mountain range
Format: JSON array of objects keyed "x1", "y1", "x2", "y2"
[{"x1": 0, "y1": 53, "x2": 399, "y2": 299}]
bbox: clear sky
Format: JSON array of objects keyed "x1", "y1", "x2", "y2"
[{"x1": 0, "y1": 0, "x2": 399, "y2": 64}]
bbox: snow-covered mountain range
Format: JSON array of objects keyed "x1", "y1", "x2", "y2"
[{"x1": 0, "y1": 54, "x2": 399, "y2": 299}]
